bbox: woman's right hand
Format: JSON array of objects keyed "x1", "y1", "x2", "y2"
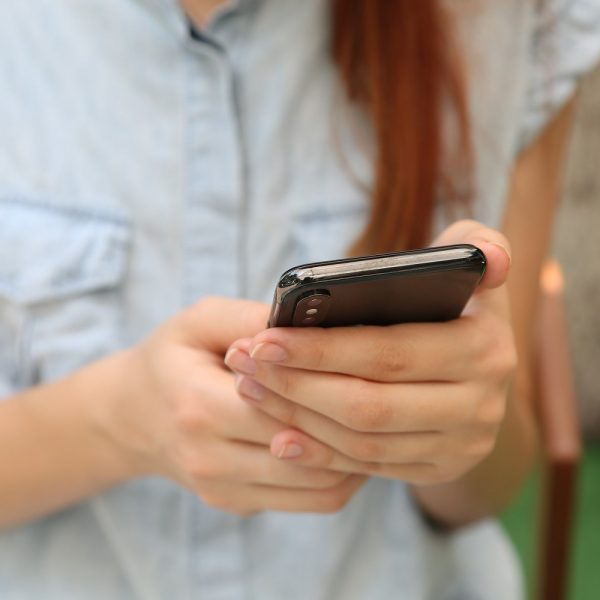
[{"x1": 98, "y1": 297, "x2": 365, "y2": 516}]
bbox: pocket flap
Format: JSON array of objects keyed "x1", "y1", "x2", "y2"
[{"x1": 0, "y1": 200, "x2": 130, "y2": 305}]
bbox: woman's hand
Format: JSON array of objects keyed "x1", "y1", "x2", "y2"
[
  {"x1": 97, "y1": 297, "x2": 365, "y2": 516},
  {"x1": 225, "y1": 221, "x2": 517, "y2": 486}
]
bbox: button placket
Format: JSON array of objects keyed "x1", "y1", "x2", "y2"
[
  {"x1": 182, "y1": 37, "x2": 245, "y2": 305},
  {"x1": 181, "y1": 32, "x2": 248, "y2": 600}
]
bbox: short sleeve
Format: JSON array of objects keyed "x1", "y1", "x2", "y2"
[{"x1": 518, "y1": 0, "x2": 600, "y2": 149}]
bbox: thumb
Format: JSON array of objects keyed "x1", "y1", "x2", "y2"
[
  {"x1": 431, "y1": 219, "x2": 511, "y2": 291},
  {"x1": 178, "y1": 296, "x2": 270, "y2": 354}
]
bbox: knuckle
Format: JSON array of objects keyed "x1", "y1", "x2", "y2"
[
  {"x1": 310, "y1": 338, "x2": 328, "y2": 370},
  {"x1": 345, "y1": 436, "x2": 384, "y2": 462},
  {"x1": 275, "y1": 399, "x2": 300, "y2": 428},
  {"x1": 361, "y1": 461, "x2": 384, "y2": 475},
  {"x1": 412, "y1": 434, "x2": 443, "y2": 464},
  {"x1": 344, "y1": 386, "x2": 393, "y2": 432},
  {"x1": 276, "y1": 370, "x2": 296, "y2": 400},
  {"x1": 173, "y1": 398, "x2": 209, "y2": 434},
  {"x1": 306, "y1": 444, "x2": 338, "y2": 470},
  {"x1": 477, "y1": 316, "x2": 517, "y2": 378},
  {"x1": 371, "y1": 339, "x2": 411, "y2": 379}
]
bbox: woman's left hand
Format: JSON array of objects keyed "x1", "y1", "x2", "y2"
[{"x1": 225, "y1": 221, "x2": 517, "y2": 485}]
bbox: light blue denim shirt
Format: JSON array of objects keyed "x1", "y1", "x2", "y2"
[{"x1": 1, "y1": 1, "x2": 599, "y2": 598}]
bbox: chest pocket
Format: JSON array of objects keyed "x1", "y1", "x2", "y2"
[{"x1": 0, "y1": 199, "x2": 130, "y2": 395}]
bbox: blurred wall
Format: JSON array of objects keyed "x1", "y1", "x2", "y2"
[{"x1": 553, "y1": 65, "x2": 600, "y2": 437}]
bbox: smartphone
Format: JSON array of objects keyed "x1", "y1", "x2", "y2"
[{"x1": 267, "y1": 244, "x2": 486, "y2": 327}]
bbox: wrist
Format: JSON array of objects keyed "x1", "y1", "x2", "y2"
[{"x1": 78, "y1": 349, "x2": 157, "y2": 482}]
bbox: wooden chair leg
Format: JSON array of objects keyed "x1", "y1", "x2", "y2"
[{"x1": 535, "y1": 261, "x2": 581, "y2": 600}]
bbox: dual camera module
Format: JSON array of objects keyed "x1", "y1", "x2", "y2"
[{"x1": 292, "y1": 291, "x2": 331, "y2": 326}]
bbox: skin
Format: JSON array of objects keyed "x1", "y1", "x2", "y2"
[
  {"x1": 180, "y1": 0, "x2": 228, "y2": 28},
  {"x1": 0, "y1": 3, "x2": 576, "y2": 528}
]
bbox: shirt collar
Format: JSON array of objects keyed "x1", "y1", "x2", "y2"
[{"x1": 151, "y1": 0, "x2": 250, "y2": 38}]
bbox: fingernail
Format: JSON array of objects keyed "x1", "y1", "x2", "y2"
[
  {"x1": 250, "y1": 342, "x2": 288, "y2": 363},
  {"x1": 276, "y1": 443, "x2": 304, "y2": 459},
  {"x1": 224, "y1": 348, "x2": 257, "y2": 375},
  {"x1": 235, "y1": 375, "x2": 266, "y2": 402}
]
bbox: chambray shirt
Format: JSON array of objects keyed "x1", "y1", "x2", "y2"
[{"x1": 1, "y1": 1, "x2": 599, "y2": 598}]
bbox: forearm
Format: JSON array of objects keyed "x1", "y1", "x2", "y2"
[
  {"x1": 410, "y1": 100, "x2": 576, "y2": 529},
  {"x1": 0, "y1": 351, "x2": 139, "y2": 531},
  {"x1": 410, "y1": 377, "x2": 538, "y2": 528}
]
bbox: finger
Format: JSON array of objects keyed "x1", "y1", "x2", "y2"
[
  {"x1": 239, "y1": 317, "x2": 484, "y2": 383},
  {"x1": 179, "y1": 296, "x2": 270, "y2": 354},
  {"x1": 430, "y1": 220, "x2": 511, "y2": 319},
  {"x1": 181, "y1": 366, "x2": 285, "y2": 445},
  {"x1": 235, "y1": 369, "x2": 471, "y2": 433},
  {"x1": 257, "y1": 398, "x2": 446, "y2": 465},
  {"x1": 236, "y1": 375, "x2": 449, "y2": 463},
  {"x1": 269, "y1": 429, "x2": 440, "y2": 483},
  {"x1": 239, "y1": 474, "x2": 367, "y2": 514},
  {"x1": 214, "y1": 440, "x2": 350, "y2": 489},
  {"x1": 430, "y1": 219, "x2": 511, "y2": 291}
]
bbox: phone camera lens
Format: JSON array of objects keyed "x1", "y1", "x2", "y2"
[{"x1": 292, "y1": 291, "x2": 330, "y2": 326}]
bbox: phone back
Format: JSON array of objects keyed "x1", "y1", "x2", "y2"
[{"x1": 269, "y1": 246, "x2": 485, "y2": 328}]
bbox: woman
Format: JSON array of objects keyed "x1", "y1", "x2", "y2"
[{"x1": 0, "y1": 0, "x2": 599, "y2": 598}]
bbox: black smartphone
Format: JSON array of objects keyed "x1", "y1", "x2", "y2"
[{"x1": 267, "y1": 244, "x2": 486, "y2": 327}]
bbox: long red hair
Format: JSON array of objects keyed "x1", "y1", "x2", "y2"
[{"x1": 331, "y1": 1, "x2": 472, "y2": 254}]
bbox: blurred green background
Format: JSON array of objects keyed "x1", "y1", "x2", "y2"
[{"x1": 501, "y1": 443, "x2": 600, "y2": 599}]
